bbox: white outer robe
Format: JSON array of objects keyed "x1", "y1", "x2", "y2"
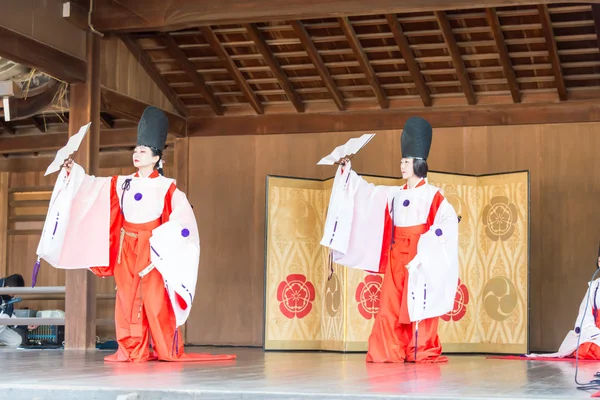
[
  {"x1": 36, "y1": 163, "x2": 200, "y2": 328},
  {"x1": 320, "y1": 161, "x2": 459, "y2": 322}
]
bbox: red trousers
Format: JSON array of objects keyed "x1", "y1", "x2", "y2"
[
  {"x1": 366, "y1": 224, "x2": 447, "y2": 363},
  {"x1": 104, "y1": 219, "x2": 235, "y2": 363}
]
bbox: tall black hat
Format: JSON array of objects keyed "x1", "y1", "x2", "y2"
[
  {"x1": 137, "y1": 106, "x2": 168, "y2": 152},
  {"x1": 400, "y1": 116, "x2": 432, "y2": 160}
]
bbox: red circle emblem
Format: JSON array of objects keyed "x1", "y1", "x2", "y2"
[
  {"x1": 276, "y1": 274, "x2": 316, "y2": 319},
  {"x1": 355, "y1": 274, "x2": 383, "y2": 319},
  {"x1": 441, "y1": 278, "x2": 469, "y2": 322}
]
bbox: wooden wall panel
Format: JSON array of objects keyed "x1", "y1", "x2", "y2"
[
  {"x1": 186, "y1": 136, "x2": 257, "y2": 345},
  {"x1": 101, "y1": 36, "x2": 176, "y2": 114},
  {"x1": 536, "y1": 123, "x2": 600, "y2": 351}
]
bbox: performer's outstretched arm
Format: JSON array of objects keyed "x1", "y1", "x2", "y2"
[{"x1": 320, "y1": 160, "x2": 395, "y2": 272}]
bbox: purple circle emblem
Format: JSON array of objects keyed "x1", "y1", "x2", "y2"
[
  {"x1": 134, "y1": 193, "x2": 143, "y2": 201},
  {"x1": 402, "y1": 199, "x2": 410, "y2": 207},
  {"x1": 575, "y1": 326, "x2": 581, "y2": 334},
  {"x1": 181, "y1": 228, "x2": 190, "y2": 238},
  {"x1": 435, "y1": 228, "x2": 443, "y2": 237}
]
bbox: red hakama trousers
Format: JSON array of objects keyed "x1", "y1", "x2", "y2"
[{"x1": 366, "y1": 224, "x2": 447, "y2": 363}]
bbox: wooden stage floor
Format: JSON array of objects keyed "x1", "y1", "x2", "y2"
[{"x1": 0, "y1": 347, "x2": 599, "y2": 399}]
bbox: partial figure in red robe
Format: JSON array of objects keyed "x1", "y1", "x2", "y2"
[
  {"x1": 36, "y1": 107, "x2": 235, "y2": 363},
  {"x1": 528, "y1": 256, "x2": 600, "y2": 360},
  {"x1": 321, "y1": 117, "x2": 459, "y2": 363}
]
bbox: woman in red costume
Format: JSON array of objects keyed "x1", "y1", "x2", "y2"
[
  {"x1": 36, "y1": 107, "x2": 235, "y2": 363},
  {"x1": 321, "y1": 116, "x2": 459, "y2": 363}
]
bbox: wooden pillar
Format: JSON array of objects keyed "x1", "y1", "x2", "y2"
[
  {"x1": 64, "y1": 32, "x2": 101, "y2": 350},
  {"x1": 0, "y1": 172, "x2": 8, "y2": 279},
  {"x1": 174, "y1": 137, "x2": 189, "y2": 342}
]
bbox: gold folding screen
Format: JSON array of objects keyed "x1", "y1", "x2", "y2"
[{"x1": 264, "y1": 171, "x2": 529, "y2": 354}]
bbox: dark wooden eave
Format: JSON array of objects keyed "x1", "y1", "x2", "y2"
[{"x1": 89, "y1": 0, "x2": 599, "y2": 32}]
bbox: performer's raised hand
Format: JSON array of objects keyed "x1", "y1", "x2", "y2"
[
  {"x1": 339, "y1": 157, "x2": 350, "y2": 173},
  {"x1": 62, "y1": 158, "x2": 73, "y2": 173}
]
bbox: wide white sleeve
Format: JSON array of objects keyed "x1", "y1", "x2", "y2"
[
  {"x1": 36, "y1": 163, "x2": 112, "y2": 269},
  {"x1": 406, "y1": 198, "x2": 459, "y2": 322},
  {"x1": 528, "y1": 279, "x2": 600, "y2": 358},
  {"x1": 149, "y1": 189, "x2": 200, "y2": 328},
  {"x1": 320, "y1": 161, "x2": 391, "y2": 272}
]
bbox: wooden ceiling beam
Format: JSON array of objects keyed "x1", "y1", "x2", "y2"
[
  {"x1": 62, "y1": 1, "x2": 90, "y2": 31},
  {"x1": 3, "y1": 81, "x2": 62, "y2": 122},
  {"x1": 435, "y1": 11, "x2": 476, "y2": 105},
  {"x1": 538, "y1": 4, "x2": 567, "y2": 101},
  {"x1": 0, "y1": 128, "x2": 143, "y2": 155},
  {"x1": 290, "y1": 21, "x2": 345, "y2": 111},
  {"x1": 0, "y1": 119, "x2": 16, "y2": 134},
  {"x1": 159, "y1": 33, "x2": 223, "y2": 116},
  {"x1": 385, "y1": 14, "x2": 431, "y2": 107},
  {"x1": 120, "y1": 35, "x2": 189, "y2": 117},
  {"x1": 339, "y1": 17, "x2": 389, "y2": 109},
  {"x1": 486, "y1": 8, "x2": 520, "y2": 103},
  {"x1": 0, "y1": 148, "x2": 174, "y2": 172},
  {"x1": 244, "y1": 23, "x2": 304, "y2": 113},
  {"x1": 88, "y1": 0, "x2": 594, "y2": 32},
  {"x1": 0, "y1": 26, "x2": 86, "y2": 83},
  {"x1": 31, "y1": 117, "x2": 47, "y2": 133},
  {"x1": 100, "y1": 86, "x2": 187, "y2": 137},
  {"x1": 199, "y1": 26, "x2": 264, "y2": 114},
  {"x1": 188, "y1": 99, "x2": 600, "y2": 136}
]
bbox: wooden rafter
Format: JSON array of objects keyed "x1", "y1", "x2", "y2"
[
  {"x1": 3, "y1": 80, "x2": 61, "y2": 121},
  {"x1": 100, "y1": 113, "x2": 115, "y2": 129},
  {"x1": 338, "y1": 17, "x2": 389, "y2": 109},
  {"x1": 0, "y1": 119, "x2": 15, "y2": 134},
  {"x1": 485, "y1": 8, "x2": 520, "y2": 104},
  {"x1": 120, "y1": 35, "x2": 189, "y2": 116},
  {"x1": 100, "y1": 87, "x2": 187, "y2": 137},
  {"x1": 244, "y1": 23, "x2": 304, "y2": 112},
  {"x1": 435, "y1": 11, "x2": 476, "y2": 105},
  {"x1": 538, "y1": 4, "x2": 567, "y2": 101},
  {"x1": 290, "y1": 21, "x2": 345, "y2": 111},
  {"x1": 385, "y1": 14, "x2": 431, "y2": 107},
  {"x1": 89, "y1": 0, "x2": 592, "y2": 32},
  {"x1": 593, "y1": 4, "x2": 600, "y2": 51},
  {"x1": 199, "y1": 26, "x2": 264, "y2": 114},
  {"x1": 160, "y1": 33, "x2": 224, "y2": 116},
  {"x1": 31, "y1": 117, "x2": 47, "y2": 133},
  {"x1": 0, "y1": 26, "x2": 86, "y2": 83}
]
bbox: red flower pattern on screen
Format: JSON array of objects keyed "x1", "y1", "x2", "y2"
[
  {"x1": 356, "y1": 274, "x2": 383, "y2": 320},
  {"x1": 276, "y1": 274, "x2": 316, "y2": 319},
  {"x1": 441, "y1": 278, "x2": 469, "y2": 322}
]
